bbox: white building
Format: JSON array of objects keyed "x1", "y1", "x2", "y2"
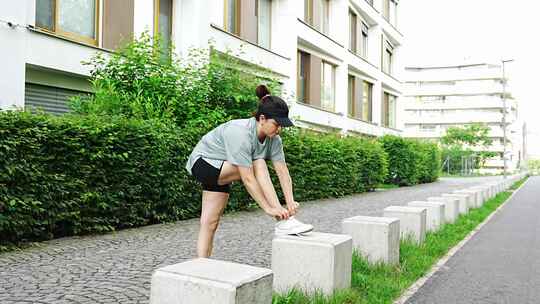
[
  {"x1": 1, "y1": 0, "x2": 403, "y2": 137},
  {"x1": 402, "y1": 63, "x2": 522, "y2": 173}
]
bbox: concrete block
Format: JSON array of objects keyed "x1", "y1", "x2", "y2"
[
  {"x1": 342, "y1": 216, "x2": 400, "y2": 265},
  {"x1": 428, "y1": 196, "x2": 459, "y2": 223},
  {"x1": 453, "y1": 190, "x2": 481, "y2": 208},
  {"x1": 441, "y1": 194, "x2": 469, "y2": 214},
  {"x1": 272, "y1": 232, "x2": 352, "y2": 295},
  {"x1": 383, "y1": 206, "x2": 426, "y2": 244},
  {"x1": 150, "y1": 258, "x2": 273, "y2": 304},
  {"x1": 469, "y1": 187, "x2": 488, "y2": 204},
  {"x1": 407, "y1": 201, "x2": 445, "y2": 232}
]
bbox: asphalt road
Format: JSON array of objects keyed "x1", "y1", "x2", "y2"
[{"x1": 406, "y1": 176, "x2": 540, "y2": 304}]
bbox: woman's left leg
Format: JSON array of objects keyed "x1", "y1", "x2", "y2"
[{"x1": 197, "y1": 190, "x2": 229, "y2": 258}]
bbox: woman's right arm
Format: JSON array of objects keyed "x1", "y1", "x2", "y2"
[{"x1": 237, "y1": 165, "x2": 290, "y2": 220}]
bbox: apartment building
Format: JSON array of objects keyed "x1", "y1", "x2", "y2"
[
  {"x1": 1, "y1": 0, "x2": 403, "y2": 137},
  {"x1": 402, "y1": 63, "x2": 522, "y2": 173}
]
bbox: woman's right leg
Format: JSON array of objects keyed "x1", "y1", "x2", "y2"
[{"x1": 197, "y1": 190, "x2": 229, "y2": 258}]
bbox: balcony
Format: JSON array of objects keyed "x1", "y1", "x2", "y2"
[
  {"x1": 406, "y1": 112, "x2": 504, "y2": 124},
  {"x1": 404, "y1": 66, "x2": 502, "y2": 82}
]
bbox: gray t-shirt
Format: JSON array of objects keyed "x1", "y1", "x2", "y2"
[{"x1": 185, "y1": 117, "x2": 285, "y2": 174}]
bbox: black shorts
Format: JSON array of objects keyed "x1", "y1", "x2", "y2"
[{"x1": 191, "y1": 158, "x2": 231, "y2": 193}]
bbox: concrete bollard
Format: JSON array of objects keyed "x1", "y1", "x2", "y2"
[
  {"x1": 150, "y1": 258, "x2": 273, "y2": 304},
  {"x1": 383, "y1": 206, "x2": 426, "y2": 244},
  {"x1": 342, "y1": 216, "x2": 400, "y2": 265},
  {"x1": 454, "y1": 190, "x2": 481, "y2": 208},
  {"x1": 469, "y1": 187, "x2": 488, "y2": 204},
  {"x1": 407, "y1": 201, "x2": 445, "y2": 232},
  {"x1": 428, "y1": 196, "x2": 459, "y2": 224},
  {"x1": 441, "y1": 194, "x2": 469, "y2": 214},
  {"x1": 272, "y1": 232, "x2": 352, "y2": 295}
]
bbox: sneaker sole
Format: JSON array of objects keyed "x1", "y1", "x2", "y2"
[{"x1": 275, "y1": 226, "x2": 314, "y2": 236}]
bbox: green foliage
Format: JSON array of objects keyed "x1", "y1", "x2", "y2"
[
  {"x1": 440, "y1": 123, "x2": 497, "y2": 173},
  {"x1": 412, "y1": 140, "x2": 441, "y2": 183},
  {"x1": 377, "y1": 135, "x2": 440, "y2": 185},
  {"x1": 441, "y1": 123, "x2": 493, "y2": 147},
  {"x1": 527, "y1": 159, "x2": 540, "y2": 174},
  {"x1": 0, "y1": 111, "x2": 390, "y2": 245},
  {"x1": 70, "y1": 33, "x2": 276, "y2": 128},
  {"x1": 1, "y1": 33, "x2": 439, "y2": 247},
  {"x1": 0, "y1": 111, "x2": 206, "y2": 244}
]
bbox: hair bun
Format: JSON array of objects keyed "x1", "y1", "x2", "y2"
[{"x1": 256, "y1": 84, "x2": 271, "y2": 100}]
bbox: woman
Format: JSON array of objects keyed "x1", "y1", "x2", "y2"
[{"x1": 186, "y1": 85, "x2": 313, "y2": 258}]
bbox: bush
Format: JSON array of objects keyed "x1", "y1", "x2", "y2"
[
  {"x1": 0, "y1": 111, "x2": 390, "y2": 245},
  {"x1": 378, "y1": 135, "x2": 418, "y2": 186},
  {"x1": 70, "y1": 33, "x2": 279, "y2": 129},
  {"x1": 378, "y1": 135, "x2": 440, "y2": 186},
  {"x1": 412, "y1": 140, "x2": 441, "y2": 183}
]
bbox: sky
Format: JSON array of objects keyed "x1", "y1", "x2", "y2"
[{"x1": 399, "y1": 0, "x2": 540, "y2": 158}]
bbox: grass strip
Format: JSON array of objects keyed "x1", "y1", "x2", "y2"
[{"x1": 273, "y1": 176, "x2": 529, "y2": 304}]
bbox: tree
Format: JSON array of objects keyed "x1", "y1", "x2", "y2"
[
  {"x1": 441, "y1": 123, "x2": 497, "y2": 173},
  {"x1": 528, "y1": 159, "x2": 540, "y2": 174}
]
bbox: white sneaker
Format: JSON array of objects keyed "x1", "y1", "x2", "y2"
[{"x1": 274, "y1": 216, "x2": 314, "y2": 236}]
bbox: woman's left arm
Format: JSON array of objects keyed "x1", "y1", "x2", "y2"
[{"x1": 273, "y1": 160, "x2": 299, "y2": 215}]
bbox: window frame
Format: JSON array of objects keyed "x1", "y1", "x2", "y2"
[
  {"x1": 256, "y1": 0, "x2": 272, "y2": 49},
  {"x1": 224, "y1": 0, "x2": 241, "y2": 35},
  {"x1": 297, "y1": 50, "x2": 311, "y2": 103},
  {"x1": 360, "y1": 21, "x2": 369, "y2": 58},
  {"x1": 348, "y1": 74, "x2": 356, "y2": 117},
  {"x1": 154, "y1": 0, "x2": 173, "y2": 54},
  {"x1": 35, "y1": 0, "x2": 100, "y2": 46},
  {"x1": 382, "y1": 40, "x2": 394, "y2": 74},
  {"x1": 362, "y1": 80, "x2": 373, "y2": 122},
  {"x1": 348, "y1": 10, "x2": 357, "y2": 53},
  {"x1": 321, "y1": 60, "x2": 336, "y2": 112},
  {"x1": 321, "y1": 0, "x2": 330, "y2": 35}
]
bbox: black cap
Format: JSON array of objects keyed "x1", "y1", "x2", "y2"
[{"x1": 258, "y1": 96, "x2": 294, "y2": 127}]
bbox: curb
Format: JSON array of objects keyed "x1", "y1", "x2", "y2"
[{"x1": 393, "y1": 177, "x2": 530, "y2": 304}]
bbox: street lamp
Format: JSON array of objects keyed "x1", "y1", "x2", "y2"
[{"x1": 501, "y1": 59, "x2": 514, "y2": 179}]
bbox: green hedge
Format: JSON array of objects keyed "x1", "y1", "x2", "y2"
[
  {"x1": 378, "y1": 135, "x2": 440, "y2": 186},
  {"x1": 1, "y1": 111, "x2": 389, "y2": 245}
]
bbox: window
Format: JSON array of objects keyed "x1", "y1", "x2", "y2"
[
  {"x1": 348, "y1": 75, "x2": 356, "y2": 117},
  {"x1": 420, "y1": 124, "x2": 437, "y2": 132},
  {"x1": 389, "y1": 0, "x2": 398, "y2": 26},
  {"x1": 383, "y1": 0, "x2": 390, "y2": 20},
  {"x1": 383, "y1": 0, "x2": 397, "y2": 25},
  {"x1": 257, "y1": 0, "x2": 272, "y2": 49},
  {"x1": 360, "y1": 22, "x2": 369, "y2": 58},
  {"x1": 297, "y1": 51, "x2": 311, "y2": 102},
  {"x1": 349, "y1": 10, "x2": 368, "y2": 59},
  {"x1": 103, "y1": 0, "x2": 135, "y2": 50},
  {"x1": 36, "y1": 0, "x2": 99, "y2": 45},
  {"x1": 154, "y1": 0, "x2": 172, "y2": 55},
  {"x1": 304, "y1": 0, "x2": 329, "y2": 34},
  {"x1": 382, "y1": 92, "x2": 397, "y2": 128},
  {"x1": 321, "y1": 0, "x2": 330, "y2": 35},
  {"x1": 349, "y1": 10, "x2": 357, "y2": 53},
  {"x1": 362, "y1": 81, "x2": 373, "y2": 121},
  {"x1": 321, "y1": 61, "x2": 335, "y2": 111},
  {"x1": 224, "y1": 0, "x2": 240, "y2": 35},
  {"x1": 304, "y1": 0, "x2": 313, "y2": 24},
  {"x1": 382, "y1": 40, "x2": 393, "y2": 74}
]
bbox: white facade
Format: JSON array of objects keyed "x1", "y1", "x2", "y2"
[
  {"x1": 1, "y1": 0, "x2": 404, "y2": 137},
  {"x1": 402, "y1": 63, "x2": 522, "y2": 173}
]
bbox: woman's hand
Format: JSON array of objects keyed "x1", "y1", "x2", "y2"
[
  {"x1": 266, "y1": 206, "x2": 290, "y2": 220},
  {"x1": 286, "y1": 201, "x2": 300, "y2": 216}
]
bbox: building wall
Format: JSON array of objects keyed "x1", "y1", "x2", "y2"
[
  {"x1": 1, "y1": 0, "x2": 404, "y2": 137},
  {"x1": 402, "y1": 63, "x2": 520, "y2": 173}
]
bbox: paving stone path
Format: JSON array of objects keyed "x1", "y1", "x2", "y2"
[{"x1": 0, "y1": 176, "x2": 500, "y2": 304}]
